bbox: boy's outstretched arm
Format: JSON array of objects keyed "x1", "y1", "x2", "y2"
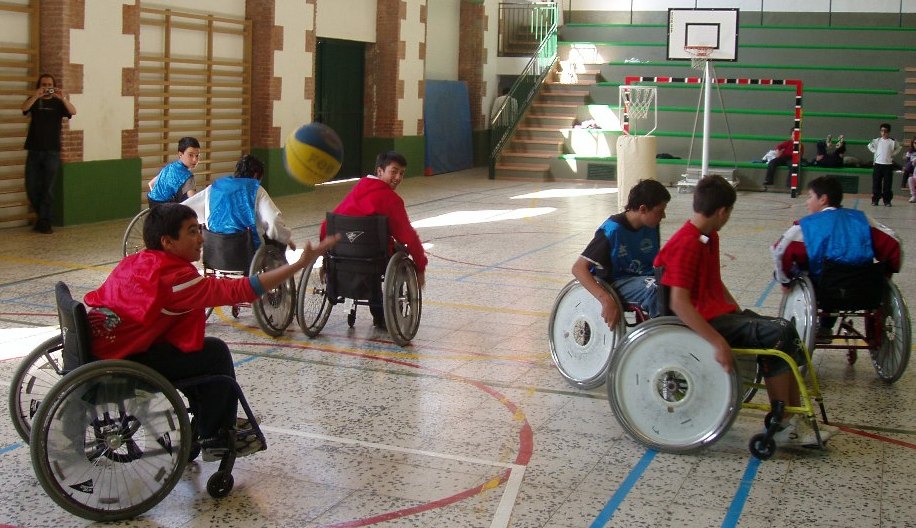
[
  {"x1": 256, "y1": 235, "x2": 339, "y2": 292},
  {"x1": 668, "y1": 286, "x2": 734, "y2": 373}
]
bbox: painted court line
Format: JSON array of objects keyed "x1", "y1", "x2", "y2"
[
  {"x1": 260, "y1": 425, "x2": 525, "y2": 528},
  {"x1": 590, "y1": 449, "x2": 656, "y2": 528},
  {"x1": 721, "y1": 456, "x2": 761, "y2": 528}
]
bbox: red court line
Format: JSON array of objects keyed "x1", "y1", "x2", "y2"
[
  {"x1": 838, "y1": 425, "x2": 916, "y2": 450},
  {"x1": 234, "y1": 340, "x2": 534, "y2": 527}
]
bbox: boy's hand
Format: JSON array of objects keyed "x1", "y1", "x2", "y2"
[
  {"x1": 713, "y1": 337, "x2": 734, "y2": 373},
  {"x1": 297, "y1": 235, "x2": 339, "y2": 268},
  {"x1": 601, "y1": 298, "x2": 621, "y2": 328}
]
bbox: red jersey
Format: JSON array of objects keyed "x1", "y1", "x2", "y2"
[
  {"x1": 84, "y1": 250, "x2": 257, "y2": 359},
  {"x1": 653, "y1": 220, "x2": 737, "y2": 321},
  {"x1": 319, "y1": 176, "x2": 428, "y2": 272}
]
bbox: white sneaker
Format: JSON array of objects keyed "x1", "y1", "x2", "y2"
[
  {"x1": 909, "y1": 197, "x2": 916, "y2": 203},
  {"x1": 774, "y1": 416, "x2": 837, "y2": 447}
]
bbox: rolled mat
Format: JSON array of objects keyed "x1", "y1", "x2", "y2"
[{"x1": 616, "y1": 135, "x2": 657, "y2": 212}]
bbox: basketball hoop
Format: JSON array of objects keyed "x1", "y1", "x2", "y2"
[
  {"x1": 618, "y1": 86, "x2": 657, "y2": 136},
  {"x1": 685, "y1": 46, "x2": 713, "y2": 70}
]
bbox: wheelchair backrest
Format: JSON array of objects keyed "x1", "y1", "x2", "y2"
[
  {"x1": 816, "y1": 260, "x2": 886, "y2": 311},
  {"x1": 326, "y1": 213, "x2": 389, "y2": 300},
  {"x1": 654, "y1": 267, "x2": 673, "y2": 317},
  {"x1": 202, "y1": 226, "x2": 256, "y2": 273},
  {"x1": 55, "y1": 281, "x2": 94, "y2": 372}
]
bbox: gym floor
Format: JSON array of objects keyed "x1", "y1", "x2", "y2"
[{"x1": 1, "y1": 168, "x2": 914, "y2": 527}]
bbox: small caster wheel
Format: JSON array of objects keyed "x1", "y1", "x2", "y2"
[
  {"x1": 207, "y1": 470, "x2": 234, "y2": 498},
  {"x1": 347, "y1": 312, "x2": 356, "y2": 328},
  {"x1": 847, "y1": 349, "x2": 857, "y2": 365},
  {"x1": 749, "y1": 433, "x2": 776, "y2": 460},
  {"x1": 231, "y1": 305, "x2": 241, "y2": 318}
]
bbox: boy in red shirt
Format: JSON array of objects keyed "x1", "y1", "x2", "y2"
[
  {"x1": 654, "y1": 175, "x2": 837, "y2": 447},
  {"x1": 85, "y1": 203, "x2": 337, "y2": 459}
]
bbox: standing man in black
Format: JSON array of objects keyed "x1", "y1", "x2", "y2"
[{"x1": 21, "y1": 73, "x2": 77, "y2": 234}]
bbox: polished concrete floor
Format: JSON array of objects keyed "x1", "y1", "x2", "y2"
[{"x1": 0, "y1": 167, "x2": 914, "y2": 527}]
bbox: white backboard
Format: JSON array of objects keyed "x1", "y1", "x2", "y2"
[{"x1": 667, "y1": 8, "x2": 739, "y2": 62}]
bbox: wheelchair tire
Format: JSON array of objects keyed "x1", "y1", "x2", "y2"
[
  {"x1": 121, "y1": 208, "x2": 150, "y2": 258},
  {"x1": 548, "y1": 280, "x2": 627, "y2": 390},
  {"x1": 30, "y1": 360, "x2": 192, "y2": 522},
  {"x1": 869, "y1": 281, "x2": 911, "y2": 383},
  {"x1": 250, "y1": 243, "x2": 295, "y2": 337},
  {"x1": 778, "y1": 276, "x2": 817, "y2": 358},
  {"x1": 8, "y1": 335, "x2": 65, "y2": 443},
  {"x1": 607, "y1": 317, "x2": 741, "y2": 453},
  {"x1": 383, "y1": 251, "x2": 422, "y2": 346},
  {"x1": 297, "y1": 257, "x2": 333, "y2": 337}
]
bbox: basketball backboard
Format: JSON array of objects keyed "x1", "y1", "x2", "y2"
[{"x1": 667, "y1": 8, "x2": 739, "y2": 62}]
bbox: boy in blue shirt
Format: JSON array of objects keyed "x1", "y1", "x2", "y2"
[
  {"x1": 572, "y1": 179, "x2": 670, "y2": 327},
  {"x1": 148, "y1": 136, "x2": 201, "y2": 206}
]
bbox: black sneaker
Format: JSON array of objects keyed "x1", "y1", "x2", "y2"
[
  {"x1": 872, "y1": 201, "x2": 879, "y2": 206},
  {"x1": 35, "y1": 220, "x2": 53, "y2": 234},
  {"x1": 373, "y1": 317, "x2": 387, "y2": 331},
  {"x1": 885, "y1": 202, "x2": 892, "y2": 207},
  {"x1": 200, "y1": 429, "x2": 266, "y2": 462}
]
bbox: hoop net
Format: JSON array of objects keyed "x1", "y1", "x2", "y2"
[
  {"x1": 685, "y1": 46, "x2": 713, "y2": 70},
  {"x1": 618, "y1": 85, "x2": 657, "y2": 136}
]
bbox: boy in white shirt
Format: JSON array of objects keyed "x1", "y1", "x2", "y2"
[{"x1": 867, "y1": 123, "x2": 902, "y2": 207}]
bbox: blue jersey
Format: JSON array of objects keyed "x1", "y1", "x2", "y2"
[
  {"x1": 148, "y1": 160, "x2": 194, "y2": 203},
  {"x1": 799, "y1": 208, "x2": 874, "y2": 278},
  {"x1": 207, "y1": 177, "x2": 261, "y2": 248},
  {"x1": 580, "y1": 213, "x2": 661, "y2": 282}
]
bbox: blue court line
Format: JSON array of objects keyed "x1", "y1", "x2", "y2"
[
  {"x1": 454, "y1": 233, "x2": 580, "y2": 282},
  {"x1": 754, "y1": 278, "x2": 778, "y2": 308},
  {"x1": 590, "y1": 449, "x2": 656, "y2": 528},
  {"x1": 0, "y1": 443, "x2": 22, "y2": 456},
  {"x1": 721, "y1": 456, "x2": 761, "y2": 527}
]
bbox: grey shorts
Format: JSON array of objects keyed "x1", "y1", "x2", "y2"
[{"x1": 708, "y1": 309, "x2": 806, "y2": 378}]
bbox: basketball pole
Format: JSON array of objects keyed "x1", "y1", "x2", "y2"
[{"x1": 701, "y1": 60, "x2": 711, "y2": 178}]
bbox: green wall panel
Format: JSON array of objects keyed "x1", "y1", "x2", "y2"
[
  {"x1": 362, "y1": 136, "x2": 426, "y2": 178},
  {"x1": 252, "y1": 147, "x2": 315, "y2": 198},
  {"x1": 55, "y1": 158, "x2": 140, "y2": 226}
]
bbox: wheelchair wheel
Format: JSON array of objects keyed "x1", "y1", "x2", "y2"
[
  {"x1": 607, "y1": 317, "x2": 741, "y2": 453},
  {"x1": 30, "y1": 360, "x2": 192, "y2": 522},
  {"x1": 548, "y1": 280, "x2": 626, "y2": 390},
  {"x1": 383, "y1": 251, "x2": 422, "y2": 346},
  {"x1": 250, "y1": 242, "x2": 295, "y2": 337},
  {"x1": 8, "y1": 335, "x2": 65, "y2": 443},
  {"x1": 297, "y1": 256, "x2": 333, "y2": 337},
  {"x1": 869, "y1": 281, "x2": 911, "y2": 383},
  {"x1": 778, "y1": 276, "x2": 816, "y2": 357},
  {"x1": 121, "y1": 208, "x2": 150, "y2": 257}
]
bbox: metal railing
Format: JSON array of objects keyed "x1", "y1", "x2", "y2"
[{"x1": 489, "y1": 2, "x2": 558, "y2": 177}]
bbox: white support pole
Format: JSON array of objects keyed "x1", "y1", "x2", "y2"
[{"x1": 701, "y1": 61, "x2": 711, "y2": 178}]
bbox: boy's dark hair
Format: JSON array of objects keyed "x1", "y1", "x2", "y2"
[
  {"x1": 234, "y1": 154, "x2": 264, "y2": 180},
  {"x1": 807, "y1": 176, "x2": 844, "y2": 208},
  {"x1": 178, "y1": 136, "x2": 200, "y2": 153},
  {"x1": 693, "y1": 175, "x2": 737, "y2": 216},
  {"x1": 35, "y1": 73, "x2": 55, "y2": 88},
  {"x1": 880, "y1": 123, "x2": 892, "y2": 133},
  {"x1": 375, "y1": 151, "x2": 407, "y2": 171},
  {"x1": 143, "y1": 203, "x2": 198, "y2": 250},
  {"x1": 625, "y1": 179, "x2": 671, "y2": 211}
]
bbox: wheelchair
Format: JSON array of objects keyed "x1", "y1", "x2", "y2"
[
  {"x1": 778, "y1": 261, "x2": 911, "y2": 383},
  {"x1": 296, "y1": 213, "x2": 422, "y2": 347},
  {"x1": 548, "y1": 278, "x2": 760, "y2": 399},
  {"x1": 604, "y1": 275, "x2": 828, "y2": 460},
  {"x1": 13, "y1": 282, "x2": 266, "y2": 521},
  {"x1": 548, "y1": 279, "x2": 648, "y2": 389},
  {"x1": 121, "y1": 208, "x2": 150, "y2": 257},
  {"x1": 201, "y1": 227, "x2": 296, "y2": 337}
]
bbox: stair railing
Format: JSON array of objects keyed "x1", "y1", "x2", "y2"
[{"x1": 489, "y1": 2, "x2": 558, "y2": 178}]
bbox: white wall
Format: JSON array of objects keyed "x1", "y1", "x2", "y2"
[
  {"x1": 70, "y1": 1, "x2": 135, "y2": 161},
  {"x1": 425, "y1": 0, "x2": 459, "y2": 80},
  {"x1": 399, "y1": 0, "x2": 426, "y2": 136},
  {"x1": 273, "y1": 2, "x2": 316, "y2": 138},
  {"x1": 142, "y1": 0, "x2": 245, "y2": 17},
  {"x1": 559, "y1": 0, "x2": 916, "y2": 12},
  {"x1": 316, "y1": 0, "x2": 376, "y2": 42}
]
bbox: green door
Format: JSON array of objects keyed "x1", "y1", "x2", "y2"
[{"x1": 316, "y1": 38, "x2": 365, "y2": 180}]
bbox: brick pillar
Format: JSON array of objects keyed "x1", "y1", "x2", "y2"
[
  {"x1": 39, "y1": 0, "x2": 84, "y2": 162},
  {"x1": 121, "y1": 2, "x2": 139, "y2": 159},
  {"x1": 365, "y1": 0, "x2": 405, "y2": 138},
  {"x1": 459, "y1": 0, "x2": 487, "y2": 131},
  {"x1": 247, "y1": 0, "x2": 282, "y2": 149}
]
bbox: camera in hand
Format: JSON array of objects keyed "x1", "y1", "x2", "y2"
[{"x1": 45, "y1": 88, "x2": 56, "y2": 95}]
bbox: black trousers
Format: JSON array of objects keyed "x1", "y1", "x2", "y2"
[
  {"x1": 130, "y1": 337, "x2": 237, "y2": 438},
  {"x1": 871, "y1": 163, "x2": 894, "y2": 205}
]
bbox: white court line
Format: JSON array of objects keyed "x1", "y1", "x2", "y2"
[{"x1": 260, "y1": 425, "x2": 525, "y2": 528}]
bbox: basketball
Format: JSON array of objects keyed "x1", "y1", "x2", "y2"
[{"x1": 283, "y1": 122, "x2": 344, "y2": 185}]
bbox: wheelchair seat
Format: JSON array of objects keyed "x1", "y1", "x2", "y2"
[
  {"x1": 814, "y1": 260, "x2": 886, "y2": 311},
  {"x1": 202, "y1": 226, "x2": 256, "y2": 274},
  {"x1": 297, "y1": 212, "x2": 422, "y2": 346}
]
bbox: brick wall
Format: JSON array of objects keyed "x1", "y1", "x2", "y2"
[
  {"x1": 459, "y1": 1, "x2": 486, "y2": 131},
  {"x1": 121, "y1": 3, "x2": 139, "y2": 159},
  {"x1": 365, "y1": 0, "x2": 405, "y2": 138},
  {"x1": 40, "y1": 0, "x2": 84, "y2": 163},
  {"x1": 247, "y1": 0, "x2": 282, "y2": 149}
]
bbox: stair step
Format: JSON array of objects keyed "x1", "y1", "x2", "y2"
[
  {"x1": 501, "y1": 151, "x2": 556, "y2": 159},
  {"x1": 495, "y1": 162, "x2": 551, "y2": 172}
]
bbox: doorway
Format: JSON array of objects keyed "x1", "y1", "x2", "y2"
[{"x1": 315, "y1": 38, "x2": 365, "y2": 179}]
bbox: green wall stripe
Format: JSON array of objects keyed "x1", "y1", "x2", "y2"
[
  {"x1": 557, "y1": 154, "x2": 873, "y2": 173},
  {"x1": 601, "y1": 60, "x2": 898, "y2": 72},
  {"x1": 564, "y1": 23, "x2": 916, "y2": 32},
  {"x1": 597, "y1": 82, "x2": 896, "y2": 96},
  {"x1": 652, "y1": 106, "x2": 897, "y2": 119}
]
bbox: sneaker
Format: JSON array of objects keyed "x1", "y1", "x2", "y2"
[
  {"x1": 774, "y1": 416, "x2": 837, "y2": 448},
  {"x1": 885, "y1": 202, "x2": 892, "y2": 207},
  {"x1": 871, "y1": 201, "x2": 879, "y2": 206},
  {"x1": 373, "y1": 317, "x2": 387, "y2": 331},
  {"x1": 815, "y1": 327, "x2": 833, "y2": 345},
  {"x1": 909, "y1": 197, "x2": 916, "y2": 203},
  {"x1": 200, "y1": 429, "x2": 266, "y2": 462}
]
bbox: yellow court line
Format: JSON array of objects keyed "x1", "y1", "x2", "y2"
[{"x1": 0, "y1": 254, "x2": 115, "y2": 272}]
